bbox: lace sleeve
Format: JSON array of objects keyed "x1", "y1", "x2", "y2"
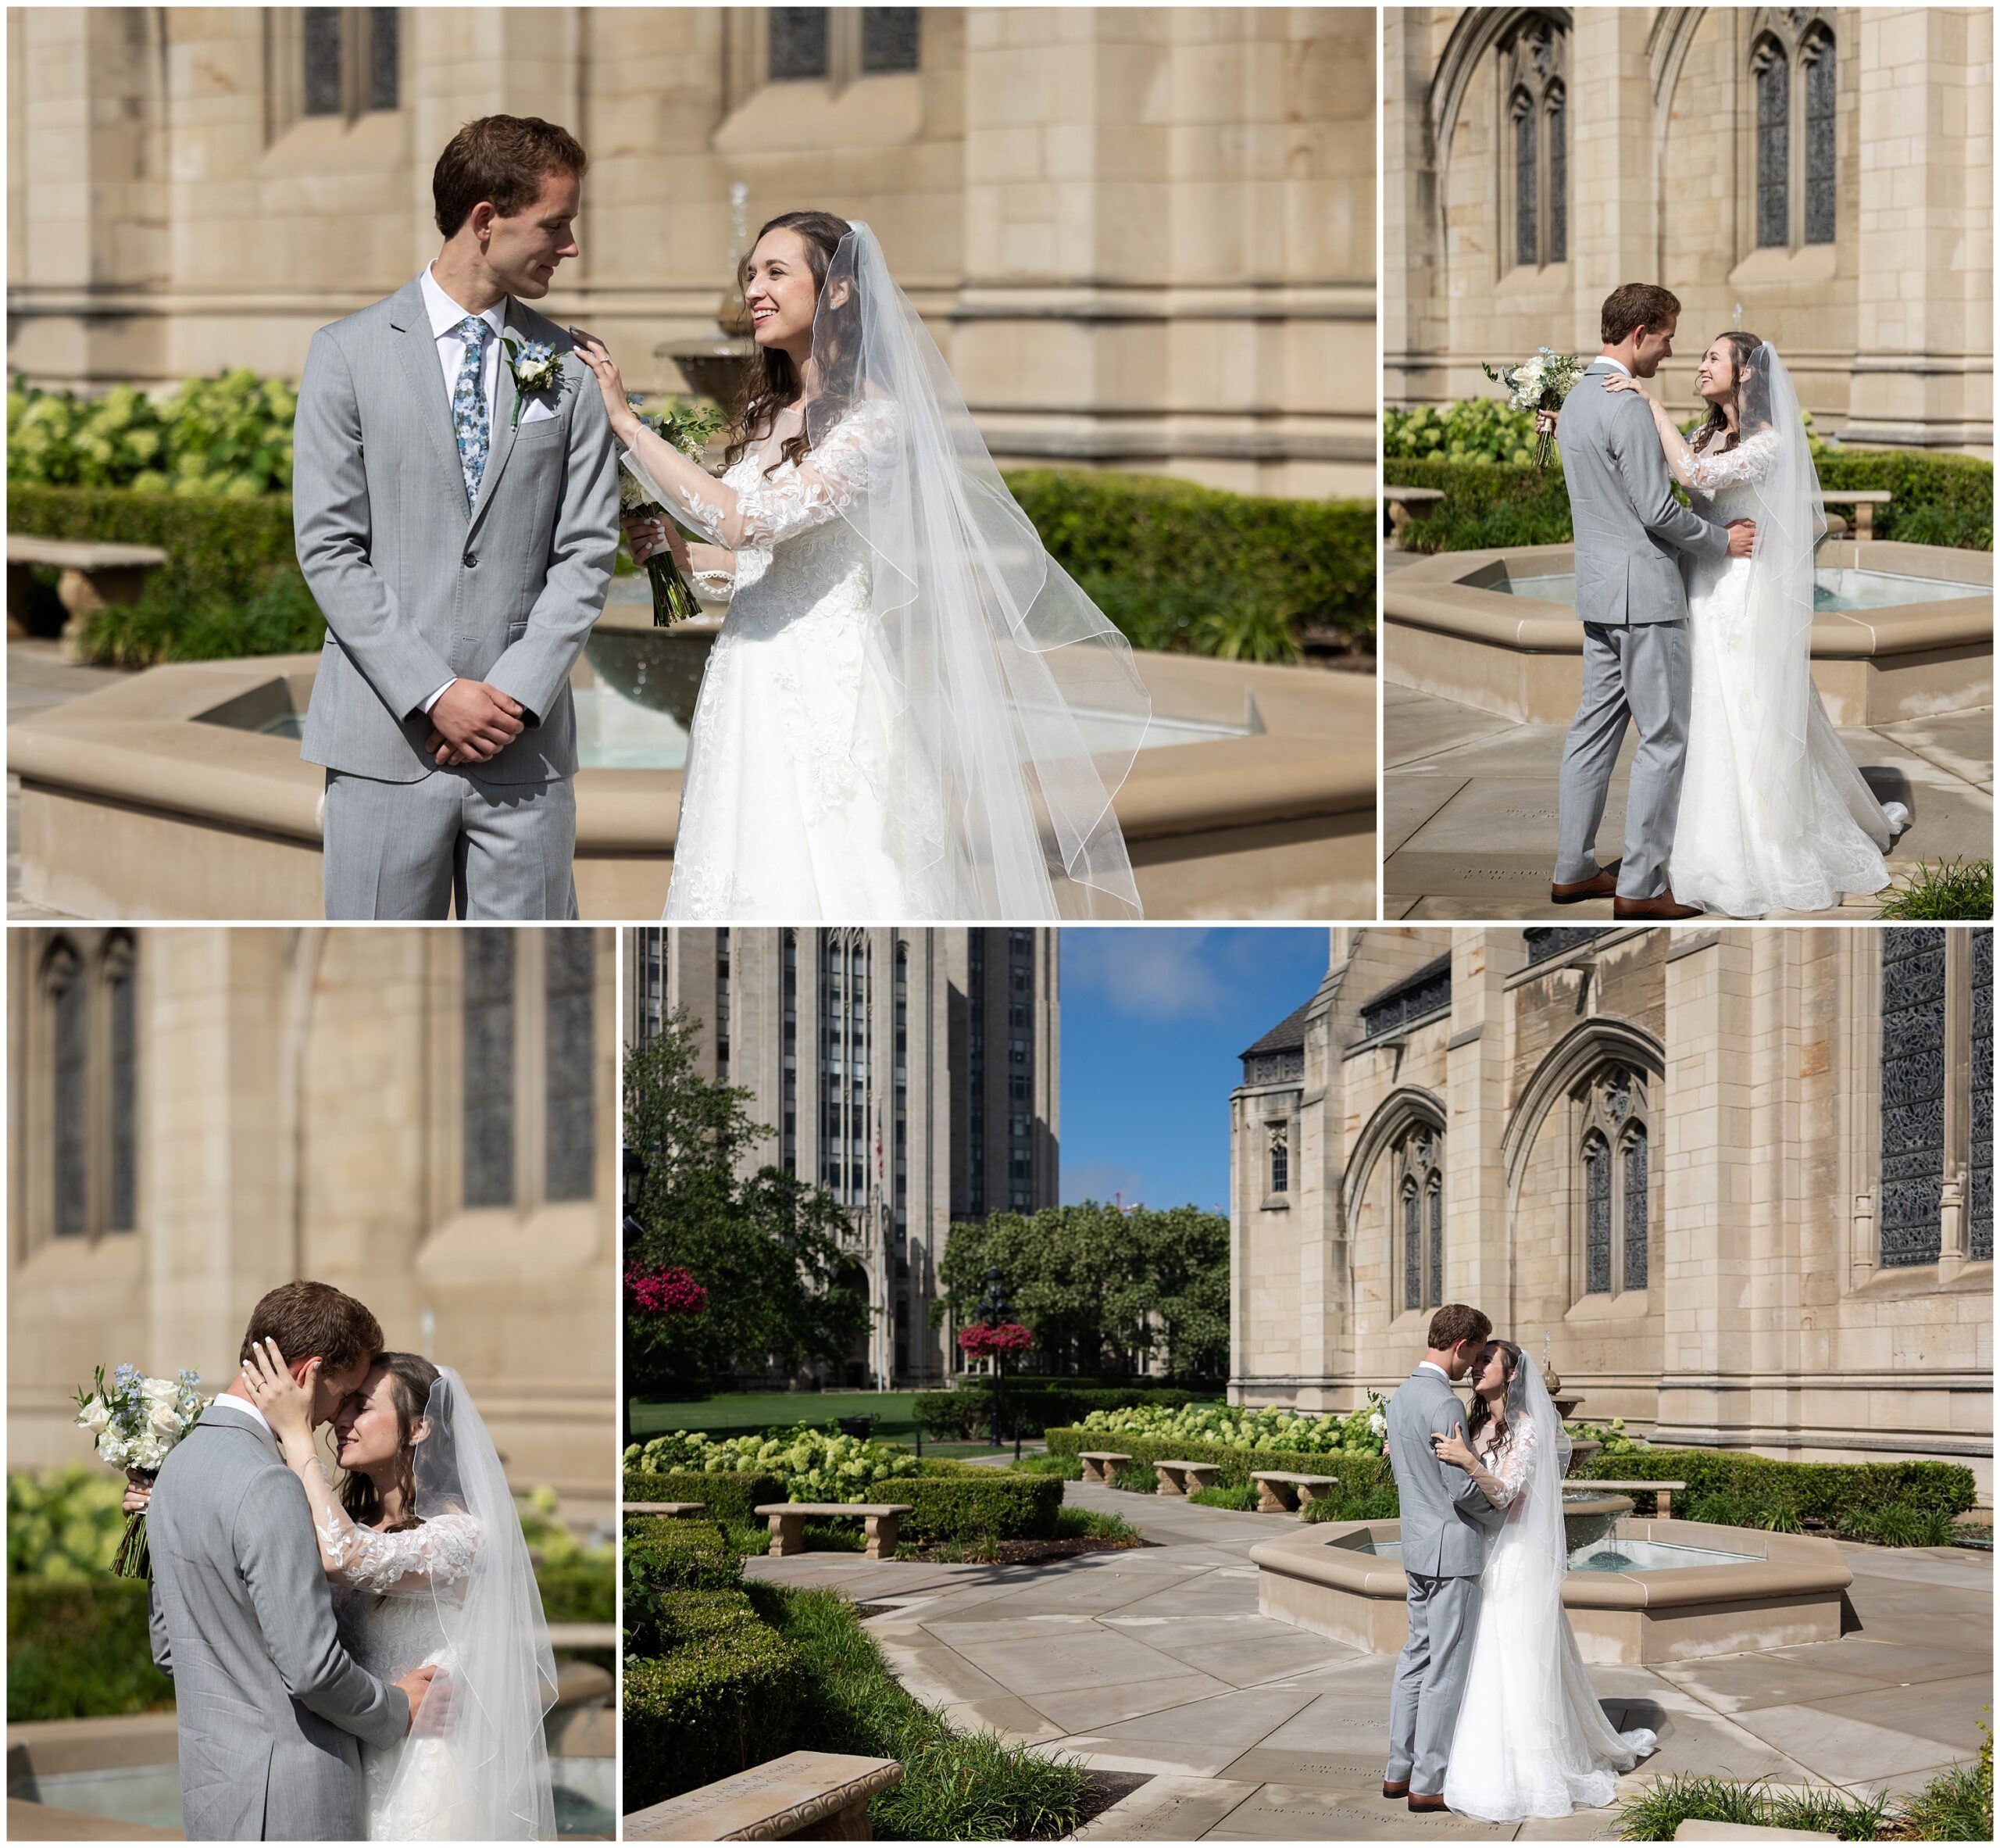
[
  {"x1": 1488, "y1": 1420, "x2": 1538, "y2": 1509},
  {"x1": 1684, "y1": 427, "x2": 1780, "y2": 494},
  {"x1": 317, "y1": 1507, "x2": 482, "y2": 1596},
  {"x1": 730, "y1": 399, "x2": 897, "y2": 549}
]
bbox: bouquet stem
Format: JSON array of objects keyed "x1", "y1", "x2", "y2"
[
  {"x1": 114, "y1": 1471, "x2": 155, "y2": 1579},
  {"x1": 645, "y1": 551, "x2": 703, "y2": 628}
]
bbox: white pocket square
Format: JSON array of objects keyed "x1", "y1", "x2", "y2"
[{"x1": 519, "y1": 397, "x2": 559, "y2": 425}]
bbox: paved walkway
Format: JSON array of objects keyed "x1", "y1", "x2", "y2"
[
  {"x1": 746, "y1": 1482, "x2": 1992, "y2": 1841},
  {"x1": 8, "y1": 640, "x2": 120, "y2": 919},
  {"x1": 1382, "y1": 684, "x2": 1994, "y2": 920}
]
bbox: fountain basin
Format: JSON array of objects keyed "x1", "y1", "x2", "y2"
[
  {"x1": 1252, "y1": 1516, "x2": 1853, "y2": 1666},
  {"x1": 11, "y1": 606, "x2": 1377, "y2": 919},
  {"x1": 1384, "y1": 539, "x2": 1991, "y2": 725}
]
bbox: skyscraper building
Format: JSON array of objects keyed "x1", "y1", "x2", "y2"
[{"x1": 625, "y1": 928, "x2": 1059, "y2": 1385}]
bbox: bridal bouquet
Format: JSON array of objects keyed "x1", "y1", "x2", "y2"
[
  {"x1": 1482, "y1": 348, "x2": 1587, "y2": 469},
  {"x1": 75, "y1": 1364, "x2": 210, "y2": 1578},
  {"x1": 617, "y1": 395, "x2": 727, "y2": 627}
]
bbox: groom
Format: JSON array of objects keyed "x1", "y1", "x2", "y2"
[
  {"x1": 147, "y1": 1281, "x2": 438, "y2": 1839},
  {"x1": 1549, "y1": 283, "x2": 1755, "y2": 920},
  {"x1": 295, "y1": 115, "x2": 620, "y2": 919},
  {"x1": 1383, "y1": 1303, "x2": 1505, "y2": 1814}
]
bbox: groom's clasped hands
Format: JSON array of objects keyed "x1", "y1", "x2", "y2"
[{"x1": 422, "y1": 679, "x2": 527, "y2": 770}]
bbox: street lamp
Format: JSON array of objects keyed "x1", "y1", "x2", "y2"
[
  {"x1": 621, "y1": 1148, "x2": 645, "y2": 1447},
  {"x1": 977, "y1": 1265, "x2": 1012, "y2": 1449}
]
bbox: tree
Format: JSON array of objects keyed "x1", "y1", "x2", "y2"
[
  {"x1": 936, "y1": 1202, "x2": 1230, "y2": 1382},
  {"x1": 623, "y1": 1008, "x2": 871, "y2": 1396}
]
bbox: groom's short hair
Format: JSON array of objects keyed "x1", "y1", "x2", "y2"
[
  {"x1": 434, "y1": 116, "x2": 589, "y2": 240},
  {"x1": 1427, "y1": 1303, "x2": 1492, "y2": 1351},
  {"x1": 1602, "y1": 284, "x2": 1681, "y2": 345},
  {"x1": 240, "y1": 1281, "x2": 383, "y2": 1375}
]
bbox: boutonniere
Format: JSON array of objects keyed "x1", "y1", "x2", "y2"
[{"x1": 499, "y1": 336, "x2": 562, "y2": 427}]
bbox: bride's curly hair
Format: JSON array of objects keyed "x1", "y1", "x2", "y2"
[
  {"x1": 338, "y1": 1352, "x2": 439, "y2": 1536},
  {"x1": 725, "y1": 209, "x2": 862, "y2": 479},
  {"x1": 1462, "y1": 1339, "x2": 1524, "y2": 1455},
  {"x1": 1692, "y1": 331, "x2": 1763, "y2": 455}
]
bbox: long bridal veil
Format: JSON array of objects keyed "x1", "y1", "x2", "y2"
[
  {"x1": 802, "y1": 222, "x2": 1152, "y2": 918},
  {"x1": 378, "y1": 1367, "x2": 559, "y2": 1840}
]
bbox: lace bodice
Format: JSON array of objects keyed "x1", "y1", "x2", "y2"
[
  {"x1": 1682, "y1": 427, "x2": 1780, "y2": 513},
  {"x1": 1477, "y1": 1420, "x2": 1537, "y2": 1513}
]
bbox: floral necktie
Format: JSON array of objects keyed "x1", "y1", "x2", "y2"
[{"x1": 451, "y1": 315, "x2": 490, "y2": 509}]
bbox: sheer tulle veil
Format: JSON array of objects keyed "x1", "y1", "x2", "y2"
[
  {"x1": 801, "y1": 221, "x2": 1152, "y2": 918},
  {"x1": 376, "y1": 1368, "x2": 559, "y2": 1839}
]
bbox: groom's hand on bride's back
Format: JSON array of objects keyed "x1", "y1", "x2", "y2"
[
  {"x1": 423, "y1": 679, "x2": 526, "y2": 766},
  {"x1": 394, "y1": 1662, "x2": 445, "y2": 1735},
  {"x1": 1727, "y1": 519, "x2": 1756, "y2": 557}
]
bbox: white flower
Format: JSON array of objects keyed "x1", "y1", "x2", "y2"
[
  {"x1": 141, "y1": 1376, "x2": 180, "y2": 1405},
  {"x1": 77, "y1": 1398, "x2": 112, "y2": 1435},
  {"x1": 148, "y1": 1403, "x2": 184, "y2": 1439}
]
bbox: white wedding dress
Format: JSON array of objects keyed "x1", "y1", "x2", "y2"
[
  {"x1": 1441, "y1": 1364, "x2": 1657, "y2": 1823},
  {"x1": 1663, "y1": 357, "x2": 1907, "y2": 917},
  {"x1": 325, "y1": 1503, "x2": 485, "y2": 1839},
  {"x1": 661, "y1": 401, "x2": 955, "y2": 919}
]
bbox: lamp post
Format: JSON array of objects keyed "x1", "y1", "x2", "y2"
[
  {"x1": 977, "y1": 1265, "x2": 1012, "y2": 1449},
  {"x1": 620, "y1": 1147, "x2": 646, "y2": 1448}
]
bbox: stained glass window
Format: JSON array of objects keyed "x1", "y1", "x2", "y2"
[
  {"x1": 1880, "y1": 928, "x2": 1947, "y2": 1266},
  {"x1": 1427, "y1": 1177, "x2": 1444, "y2": 1310},
  {"x1": 463, "y1": 933, "x2": 516, "y2": 1209},
  {"x1": 1971, "y1": 930, "x2": 1991, "y2": 1262},
  {"x1": 1756, "y1": 46, "x2": 1790, "y2": 248},
  {"x1": 1584, "y1": 1133, "x2": 1611, "y2": 1293},
  {"x1": 862, "y1": 8, "x2": 920, "y2": 73},
  {"x1": 109, "y1": 945, "x2": 137, "y2": 1232},
  {"x1": 1804, "y1": 33, "x2": 1835, "y2": 245},
  {"x1": 1403, "y1": 1179, "x2": 1422, "y2": 1312},
  {"x1": 52, "y1": 949, "x2": 86, "y2": 1237},
  {"x1": 770, "y1": 8, "x2": 830, "y2": 81},
  {"x1": 1547, "y1": 92, "x2": 1567, "y2": 263},
  {"x1": 369, "y1": 9, "x2": 399, "y2": 111},
  {"x1": 304, "y1": 9, "x2": 343, "y2": 116},
  {"x1": 1622, "y1": 1124, "x2": 1648, "y2": 1290},
  {"x1": 1514, "y1": 98, "x2": 1538, "y2": 268},
  {"x1": 545, "y1": 933, "x2": 595, "y2": 1203}
]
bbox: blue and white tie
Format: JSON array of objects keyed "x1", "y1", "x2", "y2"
[{"x1": 451, "y1": 315, "x2": 490, "y2": 509}]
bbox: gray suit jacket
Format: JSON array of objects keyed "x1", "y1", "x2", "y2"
[
  {"x1": 295, "y1": 276, "x2": 620, "y2": 784},
  {"x1": 147, "y1": 1405, "x2": 407, "y2": 1839},
  {"x1": 1557, "y1": 359, "x2": 1730, "y2": 625},
  {"x1": 1386, "y1": 1365, "x2": 1505, "y2": 1578}
]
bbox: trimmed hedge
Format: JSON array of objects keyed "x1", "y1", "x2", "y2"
[
  {"x1": 873, "y1": 1471, "x2": 1064, "y2": 1544},
  {"x1": 622, "y1": 1469, "x2": 784, "y2": 1526},
  {"x1": 1386, "y1": 451, "x2": 1994, "y2": 555},
  {"x1": 1043, "y1": 1425, "x2": 1397, "y2": 1500},
  {"x1": 1005, "y1": 468, "x2": 1376, "y2": 659},
  {"x1": 912, "y1": 1385, "x2": 1198, "y2": 1441},
  {"x1": 623, "y1": 1516, "x2": 744, "y2": 1594},
  {"x1": 7, "y1": 1576, "x2": 174, "y2": 1721},
  {"x1": 1570, "y1": 1448, "x2": 1977, "y2": 1526},
  {"x1": 623, "y1": 1592, "x2": 802, "y2": 1810}
]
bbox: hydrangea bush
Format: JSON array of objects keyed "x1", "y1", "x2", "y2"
[
  {"x1": 624, "y1": 1424, "x2": 906, "y2": 1503},
  {"x1": 1076, "y1": 1393, "x2": 1391, "y2": 1457}
]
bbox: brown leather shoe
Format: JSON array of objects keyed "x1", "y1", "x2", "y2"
[
  {"x1": 1550, "y1": 861, "x2": 1620, "y2": 904},
  {"x1": 1383, "y1": 1780, "x2": 1409, "y2": 1800},
  {"x1": 1612, "y1": 888, "x2": 1703, "y2": 920},
  {"x1": 1408, "y1": 1793, "x2": 1450, "y2": 1814}
]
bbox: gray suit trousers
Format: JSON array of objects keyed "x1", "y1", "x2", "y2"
[
  {"x1": 1555, "y1": 619, "x2": 1691, "y2": 901},
  {"x1": 1387, "y1": 1570, "x2": 1482, "y2": 1797},
  {"x1": 323, "y1": 767, "x2": 579, "y2": 920}
]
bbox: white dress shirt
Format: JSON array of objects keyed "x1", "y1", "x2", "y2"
[
  {"x1": 1418, "y1": 1360, "x2": 1453, "y2": 1383},
  {"x1": 210, "y1": 1389, "x2": 273, "y2": 1435},
  {"x1": 413, "y1": 264, "x2": 509, "y2": 717},
  {"x1": 1598, "y1": 354, "x2": 1632, "y2": 376}
]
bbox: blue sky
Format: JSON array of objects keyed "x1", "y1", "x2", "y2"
[{"x1": 1059, "y1": 928, "x2": 1330, "y2": 1215}]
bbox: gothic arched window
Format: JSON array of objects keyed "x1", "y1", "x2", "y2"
[
  {"x1": 302, "y1": 8, "x2": 400, "y2": 121},
  {"x1": 38, "y1": 932, "x2": 140, "y2": 1243},
  {"x1": 462, "y1": 932, "x2": 516, "y2": 1208},
  {"x1": 1622, "y1": 1122, "x2": 1648, "y2": 1289},
  {"x1": 1500, "y1": 17, "x2": 1568, "y2": 272},
  {"x1": 1394, "y1": 1125, "x2": 1445, "y2": 1311},
  {"x1": 48, "y1": 942, "x2": 87, "y2": 1238},
  {"x1": 1577, "y1": 1066, "x2": 1650, "y2": 1298},
  {"x1": 1583, "y1": 1132, "x2": 1611, "y2": 1294},
  {"x1": 1270, "y1": 1121, "x2": 1291, "y2": 1196},
  {"x1": 1752, "y1": 15, "x2": 1837, "y2": 252},
  {"x1": 545, "y1": 931, "x2": 595, "y2": 1203}
]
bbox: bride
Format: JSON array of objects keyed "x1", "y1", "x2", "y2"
[
  {"x1": 1551, "y1": 336, "x2": 1907, "y2": 916},
  {"x1": 572, "y1": 210, "x2": 1150, "y2": 921},
  {"x1": 1429, "y1": 1342, "x2": 1658, "y2": 1822},
  {"x1": 235, "y1": 1343, "x2": 556, "y2": 1838}
]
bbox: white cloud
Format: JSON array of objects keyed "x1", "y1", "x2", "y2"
[{"x1": 1062, "y1": 928, "x2": 1226, "y2": 1021}]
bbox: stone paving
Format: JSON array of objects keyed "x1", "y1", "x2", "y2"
[
  {"x1": 7, "y1": 640, "x2": 120, "y2": 920},
  {"x1": 745, "y1": 1480, "x2": 1993, "y2": 1841},
  {"x1": 1380, "y1": 683, "x2": 1993, "y2": 921}
]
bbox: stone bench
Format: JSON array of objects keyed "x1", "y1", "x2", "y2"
[
  {"x1": 1577, "y1": 1479, "x2": 1686, "y2": 1520},
  {"x1": 1153, "y1": 1459, "x2": 1222, "y2": 1497},
  {"x1": 756, "y1": 1502, "x2": 912, "y2": 1560},
  {"x1": 1818, "y1": 489, "x2": 1891, "y2": 542},
  {"x1": 1383, "y1": 485, "x2": 1445, "y2": 548},
  {"x1": 1078, "y1": 1451, "x2": 1133, "y2": 1485},
  {"x1": 1252, "y1": 1470, "x2": 1341, "y2": 1516},
  {"x1": 6, "y1": 535, "x2": 170, "y2": 652},
  {"x1": 625, "y1": 1750, "x2": 904, "y2": 1839},
  {"x1": 624, "y1": 1502, "x2": 709, "y2": 1517}
]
